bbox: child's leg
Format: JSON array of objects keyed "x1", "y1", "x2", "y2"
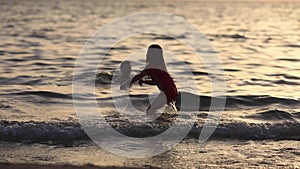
[
  {"x1": 167, "y1": 102, "x2": 177, "y2": 112},
  {"x1": 146, "y1": 92, "x2": 167, "y2": 114}
]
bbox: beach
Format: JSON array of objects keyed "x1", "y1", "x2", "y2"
[
  {"x1": 0, "y1": 163, "x2": 152, "y2": 169},
  {"x1": 0, "y1": 140, "x2": 299, "y2": 168}
]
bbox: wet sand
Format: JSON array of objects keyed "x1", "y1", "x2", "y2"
[
  {"x1": 0, "y1": 163, "x2": 158, "y2": 169},
  {"x1": 0, "y1": 140, "x2": 299, "y2": 168}
]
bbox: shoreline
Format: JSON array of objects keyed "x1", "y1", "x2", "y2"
[
  {"x1": 0, "y1": 140, "x2": 299, "y2": 168},
  {"x1": 0, "y1": 163, "x2": 159, "y2": 169}
]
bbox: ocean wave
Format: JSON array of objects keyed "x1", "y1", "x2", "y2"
[
  {"x1": 246, "y1": 109, "x2": 298, "y2": 121},
  {"x1": 0, "y1": 120, "x2": 86, "y2": 144},
  {"x1": 224, "y1": 95, "x2": 300, "y2": 108},
  {"x1": 11, "y1": 91, "x2": 72, "y2": 99},
  {"x1": 0, "y1": 119, "x2": 299, "y2": 144},
  {"x1": 267, "y1": 73, "x2": 300, "y2": 80},
  {"x1": 175, "y1": 92, "x2": 300, "y2": 111},
  {"x1": 248, "y1": 78, "x2": 300, "y2": 86},
  {"x1": 196, "y1": 122, "x2": 300, "y2": 140},
  {"x1": 277, "y1": 58, "x2": 300, "y2": 62},
  {"x1": 282, "y1": 44, "x2": 300, "y2": 48},
  {"x1": 5, "y1": 89, "x2": 300, "y2": 110},
  {"x1": 209, "y1": 34, "x2": 248, "y2": 39},
  {"x1": 97, "y1": 91, "x2": 300, "y2": 110}
]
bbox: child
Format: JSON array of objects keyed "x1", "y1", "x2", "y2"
[
  {"x1": 129, "y1": 44, "x2": 178, "y2": 114},
  {"x1": 116, "y1": 61, "x2": 132, "y2": 89},
  {"x1": 96, "y1": 61, "x2": 132, "y2": 87}
]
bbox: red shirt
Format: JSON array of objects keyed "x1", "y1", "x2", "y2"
[{"x1": 145, "y1": 68, "x2": 178, "y2": 103}]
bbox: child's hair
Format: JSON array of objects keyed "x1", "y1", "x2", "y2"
[{"x1": 146, "y1": 44, "x2": 167, "y2": 71}]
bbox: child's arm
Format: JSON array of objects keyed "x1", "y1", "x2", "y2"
[
  {"x1": 120, "y1": 79, "x2": 130, "y2": 90},
  {"x1": 130, "y1": 70, "x2": 147, "y2": 85},
  {"x1": 140, "y1": 79, "x2": 157, "y2": 86}
]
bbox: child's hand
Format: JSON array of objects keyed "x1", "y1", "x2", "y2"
[
  {"x1": 120, "y1": 80, "x2": 130, "y2": 90},
  {"x1": 120, "y1": 84, "x2": 126, "y2": 90},
  {"x1": 138, "y1": 79, "x2": 144, "y2": 86}
]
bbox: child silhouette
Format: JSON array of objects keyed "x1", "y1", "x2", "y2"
[
  {"x1": 130, "y1": 44, "x2": 178, "y2": 114},
  {"x1": 117, "y1": 61, "x2": 132, "y2": 90},
  {"x1": 97, "y1": 60, "x2": 132, "y2": 88}
]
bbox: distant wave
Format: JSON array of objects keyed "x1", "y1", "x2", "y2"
[
  {"x1": 176, "y1": 92, "x2": 300, "y2": 111},
  {"x1": 277, "y1": 58, "x2": 300, "y2": 62},
  {"x1": 225, "y1": 95, "x2": 300, "y2": 108},
  {"x1": 247, "y1": 78, "x2": 300, "y2": 86},
  {"x1": 194, "y1": 122, "x2": 300, "y2": 140},
  {"x1": 0, "y1": 118, "x2": 299, "y2": 144},
  {"x1": 11, "y1": 91, "x2": 72, "y2": 99},
  {"x1": 282, "y1": 44, "x2": 300, "y2": 48},
  {"x1": 267, "y1": 73, "x2": 300, "y2": 80},
  {"x1": 6, "y1": 90, "x2": 300, "y2": 110},
  {"x1": 246, "y1": 109, "x2": 298, "y2": 121},
  {"x1": 209, "y1": 33, "x2": 248, "y2": 39},
  {"x1": 97, "y1": 92, "x2": 300, "y2": 111}
]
